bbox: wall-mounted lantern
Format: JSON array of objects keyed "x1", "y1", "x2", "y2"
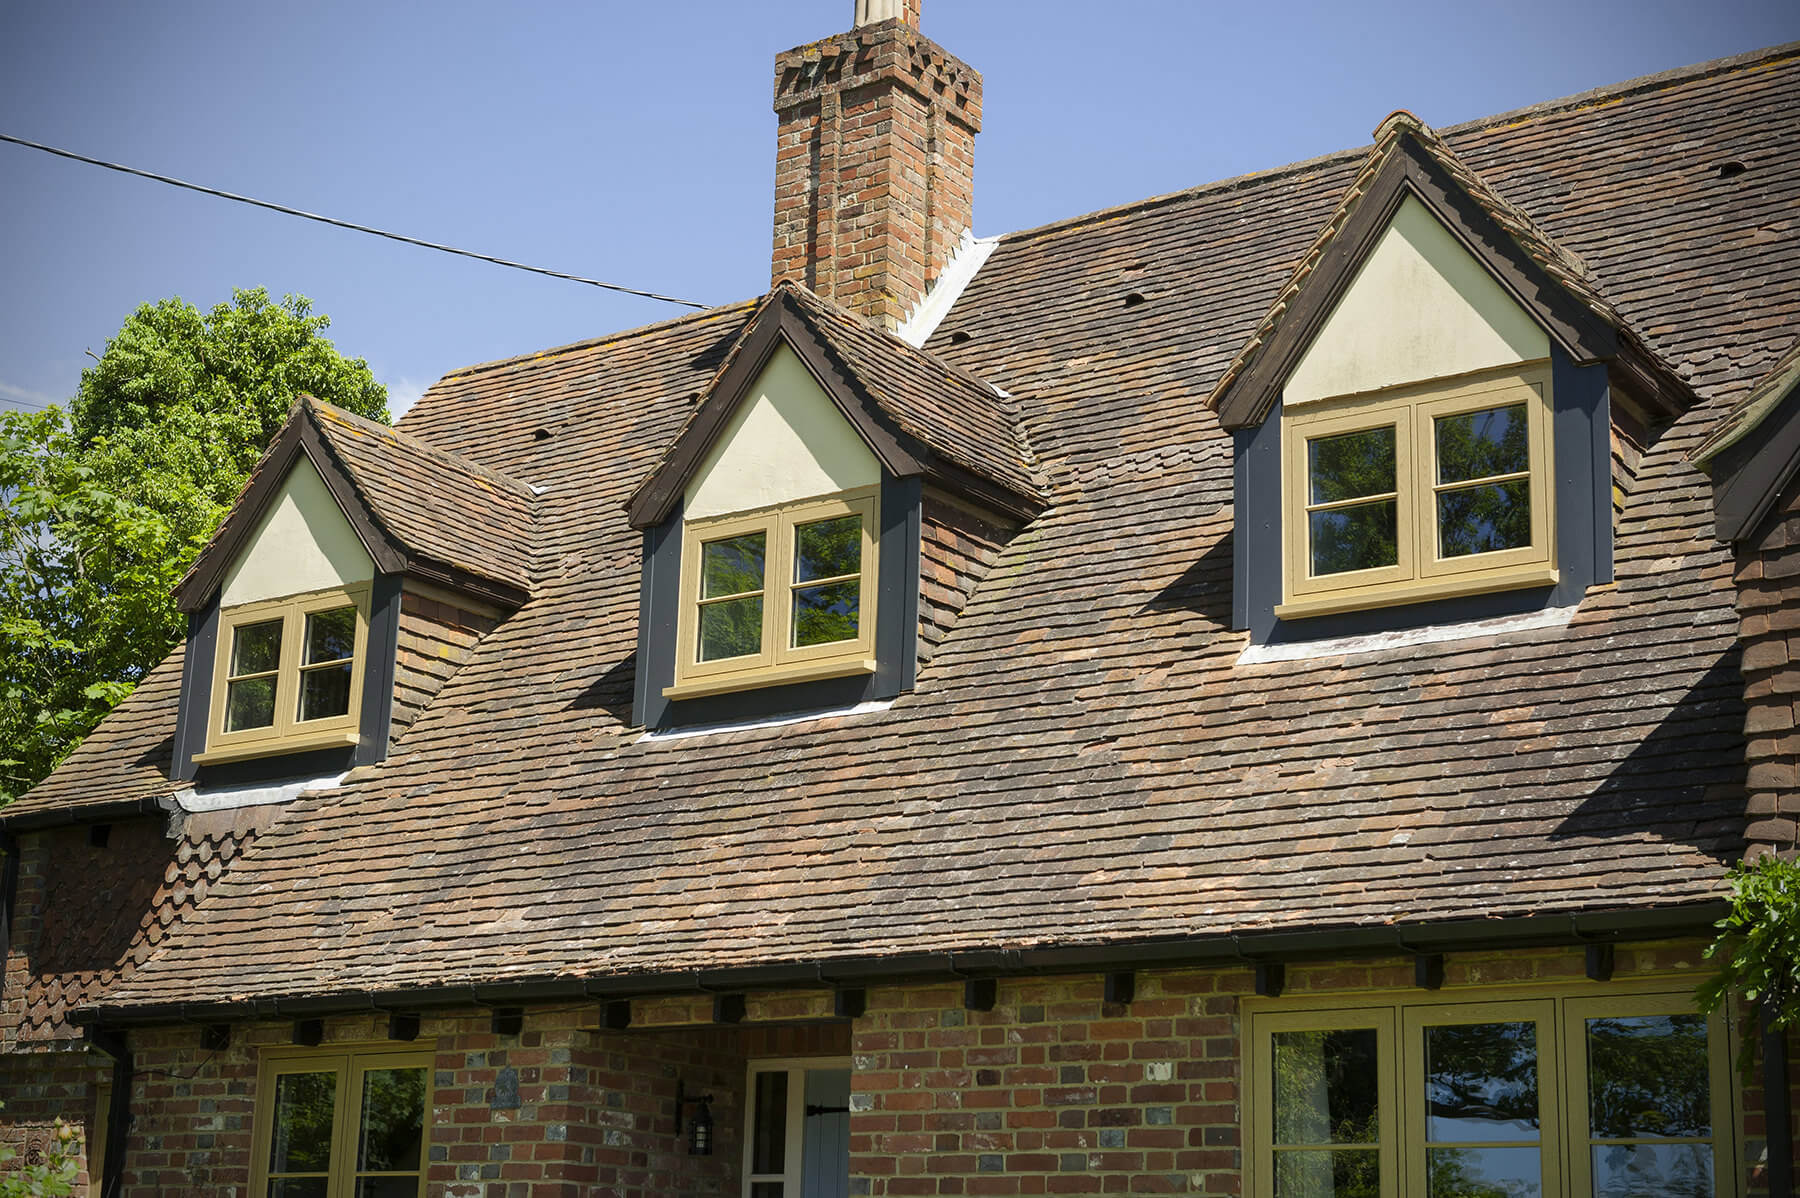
[{"x1": 674, "y1": 1078, "x2": 715, "y2": 1156}]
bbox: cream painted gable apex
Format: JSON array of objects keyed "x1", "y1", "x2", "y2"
[
  {"x1": 220, "y1": 453, "x2": 373, "y2": 608},
  {"x1": 1285, "y1": 195, "x2": 1550, "y2": 406},
  {"x1": 684, "y1": 342, "x2": 879, "y2": 521}
]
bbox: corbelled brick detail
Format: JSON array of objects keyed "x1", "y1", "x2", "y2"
[
  {"x1": 1734, "y1": 469, "x2": 1800, "y2": 858},
  {"x1": 772, "y1": 8, "x2": 981, "y2": 330}
]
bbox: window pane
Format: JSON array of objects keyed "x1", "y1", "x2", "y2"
[
  {"x1": 1590, "y1": 1143, "x2": 1713, "y2": 1198},
  {"x1": 232, "y1": 619, "x2": 284, "y2": 676},
  {"x1": 1272, "y1": 1148, "x2": 1380, "y2": 1198},
  {"x1": 1309, "y1": 502, "x2": 1398, "y2": 576},
  {"x1": 698, "y1": 596, "x2": 763, "y2": 661},
  {"x1": 750, "y1": 1185, "x2": 786, "y2": 1198},
  {"x1": 794, "y1": 515, "x2": 862, "y2": 582},
  {"x1": 299, "y1": 664, "x2": 354, "y2": 723},
  {"x1": 269, "y1": 1071, "x2": 336, "y2": 1174},
  {"x1": 792, "y1": 580, "x2": 860, "y2": 647},
  {"x1": 271, "y1": 1181, "x2": 330, "y2": 1198},
  {"x1": 305, "y1": 606, "x2": 357, "y2": 664},
  {"x1": 1436, "y1": 403, "x2": 1528, "y2": 484},
  {"x1": 357, "y1": 1067, "x2": 426, "y2": 1172},
  {"x1": 227, "y1": 676, "x2": 278, "y2": 732},
  {"x1": 1436, "y1": 480, "x2": 1530, "y2": 559},
  {"x1": 1429, "y1": 1146, "x2": 1542, "y2": 1198},
  {"x1": 1272, "y1": 1029, "x2": 1379, "y2": 1145},
  {"x1": 1309, "y1": 427, "x2": 1396, "y2": 505},
  {"x1": 702, "y1": 532, "x2": 766, "y2": 598},
  {"x1": 751, "y1": 1070, "x2": 789, "y2": 1174},
  {"x1": 1424, "y1": 1022, "x2": 1539, "y2": 1141},
  {"x1": 1586, "y1": 1015, "x2": 1711, "y2": 1139}
]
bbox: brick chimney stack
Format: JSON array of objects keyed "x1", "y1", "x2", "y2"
[{"x1": 771, "y1": 0, "x2": 982, "y2": 330}]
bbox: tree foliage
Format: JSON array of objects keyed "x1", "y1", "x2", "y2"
[
  {"x1": 1699, "y1": 853, "x2": 1800, "y2": 1077},
  {"x1": 0, "y1": 289, "x2": 387, "y2": 802}
]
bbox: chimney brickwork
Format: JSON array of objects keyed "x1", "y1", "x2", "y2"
[{"x1": 771, "y1": 4, "x2": 981, "y2": 330}]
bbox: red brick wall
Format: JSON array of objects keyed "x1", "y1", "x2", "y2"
[
  {"x1": 0, "y1": 1050, "x2": 110, "y2": 1195},
  {"x1": 115, "y1": 1006, "x2": 849, "y2": 1197},
  {"x1": 771, "y1": 21, "x2": 982, "y2": 329},
  {"x1": 1734, "y1": 469, "x2": 1800, "y2": 858},
  {"x1": 851, "y1": 974, "x2": 1243, "y2": 1196},
  {"x1": 66, "y1": 942, "x2": 1788, "y2": 1195}
]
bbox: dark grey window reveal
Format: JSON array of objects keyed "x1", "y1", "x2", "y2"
[
  {"x1": 1231, "y1": 347, "x2": 1614, "y2": 645},
  {"x1": 634, "y1": 474, "x2": 921, "y2": 730},
  {"x1": 171, "y1": 573, "x2": 402, "y2": 785}
]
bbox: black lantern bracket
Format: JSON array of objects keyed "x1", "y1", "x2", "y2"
[{"x1": 674, "y1": 1078, "x2": 715, "y2": 1155}]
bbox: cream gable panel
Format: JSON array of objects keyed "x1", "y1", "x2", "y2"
[
  {"x1": 221, "y1": 455, "x2": 373, "y2": 608},
  {"x1": 684, "y1": 342, "x2": 880, "y2": 521},
  {"x1": 1286, "y1": 195, "x2": 1550, "y2": 407}
]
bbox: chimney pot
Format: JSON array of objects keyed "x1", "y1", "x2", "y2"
[{"x1": 854, "y1": 0, "x2": 921, "y2": 28}]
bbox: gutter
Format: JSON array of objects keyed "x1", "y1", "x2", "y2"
[
  {"x1": 71, "y1": 901, "x2": 1727, "y2": 1028},
  {"x1": 0, "y1": 794, "x2": 167, "y2": 834}
]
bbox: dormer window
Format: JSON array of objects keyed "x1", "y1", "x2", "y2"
[
  {"x1": 1206, "y1": 116, "x2": 1693, "y2": 647},
  {"x1": 623, "y1": 284, "x2": 1045, "y2": 729},
  {"x1": 207, "y1": 587, "x2": 369, "y2": 756},
  {"x1": 671, "y1": 489, "x2": 880, "y2": 697},
  {"x1": 1278, "y1": 365, "x2": 1555, "y2": 617}
]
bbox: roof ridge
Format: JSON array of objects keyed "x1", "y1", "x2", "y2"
[
  {"x1": 1439, "y1": 39, "x2": 1800, "y2": 137},
  {"x1": 418, "y1": 299, "x2": 761, "y2": 391},
  {"x1": 991, "y1": 40, "x2": 1800, "y2": 253},
  {"x1": 309, "y1": 396, "x2": 537, "y2": 502}
]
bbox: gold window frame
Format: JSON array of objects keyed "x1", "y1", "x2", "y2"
[
  {"x1": 668, "y1": 487, "x2": 879, "y2": 699},
  {"x1": 249, "y1": 1044, "x2": 434, "y2": 1198},
  {"x1": 1244, "y1": 981, "x2": 1738, "y2": 1198},
  {"x1": 200, "y1": 584, "x2": 369, "y2": 764},
  {"x1": 1279, "y1": 363, "x2": 1557, "y2": 619}
]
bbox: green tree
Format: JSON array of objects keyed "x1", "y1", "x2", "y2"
[
  {"x1": 1699, "y1": 853, "x2": 1800, "y2": 1077},
  {"x1": 0, "y1": 289, "x2": 387, "y2": 801}
]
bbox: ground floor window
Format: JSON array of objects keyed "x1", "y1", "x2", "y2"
[
  {"x1": 742, "y1": 1057, "x2": 851, "y2": 1198},
  {"x1": 1246, "y1": 988, "x2": 1733, "y2": 1198},
  {"x1": 250, "y1": 1047, "x2": 432, "y2": 1198}
]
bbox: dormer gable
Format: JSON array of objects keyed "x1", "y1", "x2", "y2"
[
  {"x1": 626, "y1": 283, "x2": 1044, "y2": 728},
  {"x1": 1208, "y1": 112, "x2": 1692, "y2": 434},
  {"x1": 1209, "y1": 114, "x2": 1696, "y2": 647},
  {"x1": 169, "y1": 397, "x2": 535, "y2": 780}
]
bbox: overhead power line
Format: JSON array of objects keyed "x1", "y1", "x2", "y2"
[{"x1": 1, "y1": 132, "x2": 710, "y2": 310}]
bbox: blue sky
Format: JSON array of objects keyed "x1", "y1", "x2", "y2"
[{"x1": 3, "y1": 1, "x2": 1795, "y2": 419}]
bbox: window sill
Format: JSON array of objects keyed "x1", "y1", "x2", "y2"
[
  {"x1": 1275, "y1": 564, "x2": 1559, "y2": 621},
  {"x1": 663, "y1": 657, "x2": 877, "y2": 701},
  {"x1": 193, "y1": 730, "x2": 360, "y2": 766}
]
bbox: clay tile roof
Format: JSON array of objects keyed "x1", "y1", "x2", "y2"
[
  {"x1": 779, "y1": 284, "x2": 1045, "y2": 501},
  {"x1": 31, "y1": 44, "x2": 1800, "y2": 1017},
  {"x1": 306, "y1": 397, "x2": 539, "y2": 595},
  {"x1": 1692, "y1": 332, "x2": 1800, "y2": 465}
]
